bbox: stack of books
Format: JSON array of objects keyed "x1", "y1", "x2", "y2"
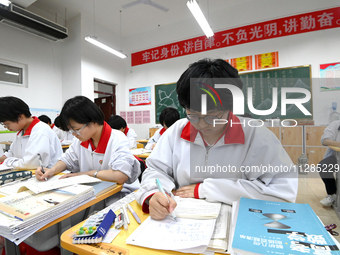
[{"x1": 0, "y1": 175, "x2": 103, "y2": 244}]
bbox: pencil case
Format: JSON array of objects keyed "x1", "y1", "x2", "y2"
[
  {"x1": 0, "y1": 170, "x2": 32, "y2": 186},
  {"x1": 73, "y1": 209, "x2": 116, "y2": 244}
]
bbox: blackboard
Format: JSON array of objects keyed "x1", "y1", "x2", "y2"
[
  {"x1": 155, "y1": 83, "x2": 186, "y2": 124},
  {"x1": 239, "y1": 65, "x2": 312, "y2": 119}
]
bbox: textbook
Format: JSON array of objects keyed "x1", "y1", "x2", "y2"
[
  {"x1": 86, "y1": 181, "x2": 117, "y2": 197},
  {"x1": 0, "y1": 174, "x2": 101, "y2": 195},
  {"x1": 0, "y1": 184, "x2": 94, "y2": 221},
  {"x1": 231, "y1": 197, "x2": 340, "y2": 255}
]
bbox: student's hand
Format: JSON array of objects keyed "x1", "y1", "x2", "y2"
[
  {"x1": 35, "y1": 167, "x2": 54, "y2": 181},
  {"x1": 151, "y1": 143, "x2": 156, "y2": 150},
  {"x1": 59, "y1": 172, "x2": 84, "y2": 179},
  {"x1": 149, "y1": 192, "x2": 177, "y2": 220},
  {"x1": 174, "y1": 184, "x2": 196, "y2": 198}
]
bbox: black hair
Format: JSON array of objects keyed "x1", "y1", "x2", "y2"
[
  {"x1": 107, "y1": 115, "x2": 127, "y2": 130},
  {"x1": 0, "y1": 96, "x2": 31, "y2": 122},
  {"x1": 38, "y1": 115, "x2": 51, "y2": 125},
  {"x1": 159, "y1": 107, "x2": 180, "y2": 127},
  {"x1": 59, "y1": 96, "x2": 104, "y2": 131},
  {"x1": 176, "y1": 58, "x2": 243, "y2": 112},
  {"x1": 54, "y1": 116, "x2": 61, "y2": 128}
]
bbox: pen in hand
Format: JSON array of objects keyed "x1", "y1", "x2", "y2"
[
  {"x1": 37, "y1": 153, "x2": 48, "y2": 181},
  {"x1": 155, "y1": 178, "x2": 177, "y2": 221}
]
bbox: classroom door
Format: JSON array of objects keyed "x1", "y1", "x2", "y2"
[{"x1": 95, "y1": 96, "x2": 114, "y2": 122}]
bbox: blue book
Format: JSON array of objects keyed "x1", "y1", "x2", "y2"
[{"x1": 232, "y1": 197, "x2": 340, "y2": 254}]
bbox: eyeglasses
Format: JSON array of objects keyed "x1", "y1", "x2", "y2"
[
  {"x1": 70, "y1": 123, "x2": 87, "y2": 136},
  {"x1": 186, "y1": 111, "x2": 226, "y2": 125}
]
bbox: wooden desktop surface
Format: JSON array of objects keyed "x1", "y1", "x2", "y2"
[
  {"x1": 137, "y1": 139, "x2": 148, "y2": 143},
  {"x1": 61, "y1": 200, "x2": 227, "y2": 255}
]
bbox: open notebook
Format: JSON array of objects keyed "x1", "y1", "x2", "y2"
[{"x1": 126, "y1": 197, "x2": 231, "y2": 254}]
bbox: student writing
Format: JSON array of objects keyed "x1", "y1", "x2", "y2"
[
  {"x1": 135, "y1": 58, "x2": 298, "y2": 220},
  {"x1": 35, "y1": 96, "x2": 140, "y2": 202},
  {"x1": 0, "y1": 96, "x2": 62, "y2": 169}
]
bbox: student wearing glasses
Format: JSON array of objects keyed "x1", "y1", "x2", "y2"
[
  {"x1": 136, "y1": 59, "x2": 298, "y2": 220},
  {"x1": 35, "y1": 96, "x2": 140, "y2": 201},
  {"x1": 0, "y1": 96, "x2": 62, "y2": 169}
]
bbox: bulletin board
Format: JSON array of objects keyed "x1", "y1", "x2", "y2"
[
  {"x1": 239, "y1": 65, "x2": 312, "y2": 119},
  {"x1": 154, "y1": 83, "x2": 186, "y2": 124}
]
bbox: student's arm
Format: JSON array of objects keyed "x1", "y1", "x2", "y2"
[
  {"x1": 127, "y1": 129, "x2": 138, "y2": 149},
  {"x1": 145, "y1": 128, "x2": 161, "y2": 150},
  {"x1": 321, "y1": 121, "x2": 340, "y2": 146},
  {"x1": 0, "y1": 155, "x2": 6, "y2": 163},
  {"x1": 59, "y1": 169, "x2": 129, "y2": 184}
]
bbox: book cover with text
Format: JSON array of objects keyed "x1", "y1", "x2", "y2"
[{"x1": 232, "y1": 197, "x2": 340, "y2": 255}]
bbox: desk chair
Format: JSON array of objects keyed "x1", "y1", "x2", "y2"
[{"x1": 137, "y1": 143, "x2": 144, "y2": 148}]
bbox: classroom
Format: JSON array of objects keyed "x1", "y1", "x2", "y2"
[{"x1": 1, "y1": 0, "x2": 340, "y2": 254}]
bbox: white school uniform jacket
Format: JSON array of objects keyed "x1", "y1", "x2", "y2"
[
  {"x1": 145, "y1": 127, "x2": 166, "y2": 150},
  {"x1": 60, "y1": 122, "x2": 140, "y2": 194},
  {"x1": 124, "y1": 127, "x2": 137, "y2": 149},
  {"x1": 4, "y1": 117, "x2": 63, "y2": 169},
  {"x1": 136, "y1": 113, "x2": 298, "y2": 213},
  {"x1": 51, "y1": 124, "x2": 64, "y2": 141},
  {"x1": 321, "y1": 120, "x2": 340, "y2": 159}
]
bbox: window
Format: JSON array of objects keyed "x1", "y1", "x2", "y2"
[{"x1": 0, "y1": 59, "x2": 27, "y2": 87}]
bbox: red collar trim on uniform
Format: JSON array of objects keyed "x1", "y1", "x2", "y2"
[
  {"x1": 123, "y1": 126, "x2": 129, "y2": 136},
  {"x1": 51, "y1": 124, "x2": 55, "y2": 129},
  {"x1": 18, "y1": 116, "x2": 40, "y2": 136},
  {"x1": 80, "y1": 122, "x2": 111, "y2": 153},
  {"x1": 180, "y1": 112, "x2": 245, "y2": 145},
  {"x1": 159, "y1": 127, "x2": 166, "y2": 135}
]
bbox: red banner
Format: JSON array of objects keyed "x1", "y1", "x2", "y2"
[{"x1": 131, "y1": 7, "x2": 340, "y2": 66}]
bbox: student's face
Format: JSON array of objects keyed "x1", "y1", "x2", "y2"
[
  {"x1": 68, "y1": 119, "x2": 92, "y2": 142},
  {"x1": 1, "y1": 115, "x2": 26, "y2": 132},
  {"x1": 186, "y1": 108, "x2": 229, "y2": 137}
]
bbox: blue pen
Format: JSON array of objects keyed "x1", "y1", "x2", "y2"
[
  {"x1": 155, "y1": 178, "x2": 177, "y2": 221},
  {"x1": 0, "y1": 210, "x2": 23, "y2": 221}
]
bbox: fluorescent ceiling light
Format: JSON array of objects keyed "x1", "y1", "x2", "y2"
[
  {"x1": 5, "y1": 71, "x2": 19, "y2": 76},
  {"x1": 187, "y1": 0, "x2": 214, "y2": 38},
  {"x1": 85, "y1": 36, "x2": 127, "y2": 59},
  {"x1": 0, "y1": 0, "x2": 11, "y2": 6}
]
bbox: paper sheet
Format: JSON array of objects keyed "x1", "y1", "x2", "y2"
[
  {"x1": 0, "y1": 174, "x2": 101, "y2": 195},
  {"x1": 126, "y1": 216, "x2": 216, "y2": 253},
  {"x1": 174, "y1": 197, "x2": 221, "y2": 219}
]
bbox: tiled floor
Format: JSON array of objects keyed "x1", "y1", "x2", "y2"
[{"x1": 296, "y1": 172, "x2": 340, "y2": 242}]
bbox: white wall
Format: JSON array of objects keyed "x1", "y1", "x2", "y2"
[{"x1": 0, "y1": 0, "x2": 340, "y2": 142}]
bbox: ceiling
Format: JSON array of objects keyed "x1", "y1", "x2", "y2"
[{"x1": 11, "y1": 0, "x2": 253, "y2": 38}]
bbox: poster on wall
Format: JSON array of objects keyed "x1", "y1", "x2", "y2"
[
  {"x1": 230, "y1": 56, "x2": 252, "y2": 71},
  {"x1": 255, "y1": 52, "x2": 279, "y2": 70},
  {"x1": 135, "y1": 111, "x2": 142, "y2": 124},
  {"x1": 120, "y1": 111, "x2": 127, "y2": 120},
  {"x1": 142, "y1": 111, "x2": 150, "y2": 124},
  {"x1": 127, "y1": 111, "x2": 134, "y2": 124},
  {"x1": 320, "y1": 62, "x2": 340, "y2": 91},
  {"x1": 129, "y1": 86, "x2": 151, "y2": 106}
]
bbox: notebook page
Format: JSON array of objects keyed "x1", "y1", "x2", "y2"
[{"x1": 174, "y1": 197, "x2": 221, "y2": 219}]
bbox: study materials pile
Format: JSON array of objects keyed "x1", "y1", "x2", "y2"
[
  {"x1": 231, "y1": 197, "x2": 340, "y2": 255},
  {"x1": 0, "y1": 175, "x2": 101, "y2": 244}
]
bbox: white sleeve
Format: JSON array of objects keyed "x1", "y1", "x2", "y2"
[
  {"x1": 321, "y1": 121, "x2": 340, "y2": 145},
  {"x1": 127, "y1": 129, "x2": 138, "y2": 149},
  {"x1": 7, "y1": 133, "x2": 53, "y2": 169},
  {"x1": 145, "y1": 128, "x2": 161, "y2": 150},
  {"x1": 59, "y1": 141, "x2": 81, "y2": 172}
]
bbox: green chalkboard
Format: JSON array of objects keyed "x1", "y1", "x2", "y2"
[
  {"x1": 239, "y1": 65, "x2": 312, "y2": 119},
  {"x1": 155, "y1": 83, "x2": 186, "y2": 124}
]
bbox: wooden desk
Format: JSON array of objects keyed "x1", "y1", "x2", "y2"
[
  {"x1": 0, "y1": 141, "x2": 12, "y2": 151},
  {"x1": 4, "y1": 179, "x2": 122, "y2": 255},
  {"x1": 61, "y1": 200, "x2": 222, "y2": 255},
  {"x1": 131, "y1": 148, "x2": 151, "y2": 160}
]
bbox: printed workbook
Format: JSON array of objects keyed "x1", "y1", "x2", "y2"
[{"x1": 232, "y1": 197, "x2": 340, "y2": 255}]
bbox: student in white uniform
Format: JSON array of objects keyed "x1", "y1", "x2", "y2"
[
  {"x1": 35, "y1": 96, "x2": 140, "y2": 201},
  {"x1": 38, "y1": 114, "x2": 64, "y2": 141},
  {"x1": 108, "y1": 115, "x2": 138, "y2": 149},
  {"x1": 136, "y1": 59, "x2": 298, "y2": 220},
  {"x1": 0, "y1": 96, "x2": 62, "y2": 169},
  {"x1": 145, "y1": 107, "x2": 180, "y2": 150}
]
